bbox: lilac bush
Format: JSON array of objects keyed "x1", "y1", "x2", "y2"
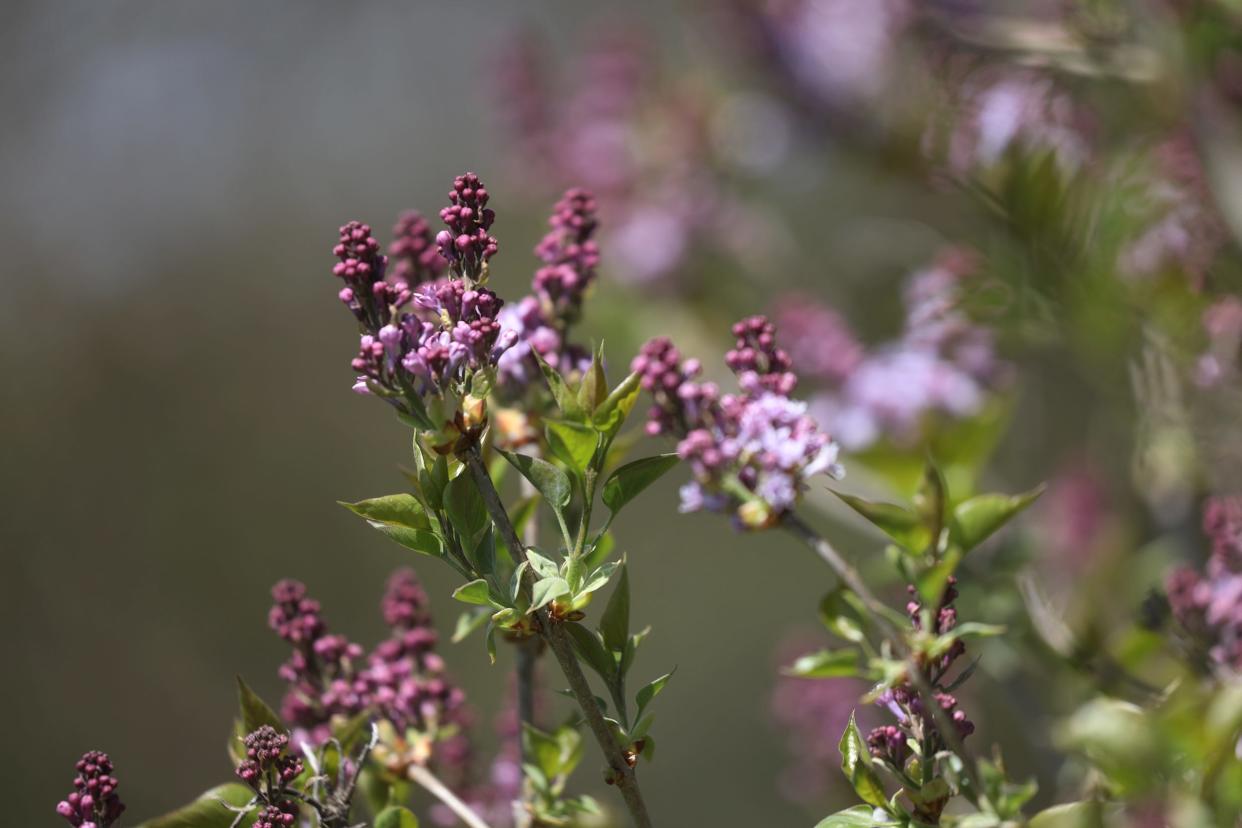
[{"x1": 52, "y1": 5, "x2": 1242, "y2": 827}]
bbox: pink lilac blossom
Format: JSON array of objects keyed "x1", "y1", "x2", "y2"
[
  {"x1": 633, "y1": 315, "x2": 842, "y2": 529},
  {"x1": 269, "y1": 579, "x2": 369, "y2": 746},
  {"x1": 267, "y1": 570, "x2": 468, "y2": 753},
  {"x1": 56, "y1": 752, "x2": 125, "y2": 828},
  {"x1": 783, "y1": 249, "x2": 1007, "y2": 451},
  {"x1": 1166, "y1": 496, "x2": 1242, "y2": 672},
  {"x1": 363, "y1": 569, "x2": 467, "y2": 739},
  {"x1": 334, "y1": 173, "x2": 517, "y2": 405},
  {"x1": 495, "y1": 188, "x2": 601, "y2": 397}
]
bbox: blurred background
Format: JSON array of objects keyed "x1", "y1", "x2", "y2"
[{"x1": 6, "y1": 1, "x2": 1242, "y2": 825}]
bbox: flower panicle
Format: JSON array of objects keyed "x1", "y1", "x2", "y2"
[
  {"x1": 635, "y1": 314, "x2": 841, "y2": 529},
  {"x1": 56, "y1": 751, "x2": 125, "y2": 828}
]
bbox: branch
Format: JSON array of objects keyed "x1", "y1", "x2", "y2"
[
  {"x1": 782, "y1": 512, "x2": 991, "y2": 809},
  {"x1": 463, "y1": 447, "x2": 654, "y2": 828},
  {"x1": 408, "y1": 764, "x2": 494, "y2": 828},
  {"x1": 515, "y1": 473, "x2": 541, "y2": 828}
]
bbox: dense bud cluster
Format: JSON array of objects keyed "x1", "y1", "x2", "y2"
[
  {"x1": 269, "y1": 579, "x2": 368, "y2": 745},
  {"x1": 867, "y1": 578, "x2": 975, "y2": 779},
  {"x1": 635, "y1": 315, "x2": 841, "y2": 528},
  {"x1": 494, "y1": 188, "x2": 602, "y2": 398},
  {"x1": 363, "y1": 569, "x2": 467, "y2": 735},
  {"x1": 532, "y1": 187, "x2": 600, "y2": 324},
  {"x1": 56, "y1": 752, "x2": 125, "y2": 828},
  {"x1": 253, "y1": 802, "x2": 298, "y2": 828},
  {"x1": 333, "y1": 174, "x2": 516, "y2": 427},
  {"x1": 390, "y1": 210, "x2": 447, "y2": 286},
  {"x1": 436, "y1": 173, "x2": 499, "y2": 280},
  {"x1": 268, "y1": 571, "x2": 468, "y2": 763},
  {"x1": 236, "y1": 726, "x2": 303, "y2": 790}
]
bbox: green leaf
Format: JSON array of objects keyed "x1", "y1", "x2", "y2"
[
  {"x1": 135, "y1": 783, "x2": 256, "y2": 828},
  {"x1": 369, "y1": 524, "x2": 443, "y2": 558},
  {"x1": 530, "y1": 576, "x2": 570, "y2": 612},
  {"x1": 535, "y1": 352, "x2": 584, "y2": 420},
  {"x1": 819, "y1": 587, "x2": 870, "y2": 644},
  {"x1": 578, "y1": 561, "x2": 619, "y2": 597},
  {"x1": 444, "y1": 472, "x2": 488, "y2": 550},
  {"x1": 452, "y1": 579, "x2": 493, "y2": 606},
  {"x1": 452, "y1": 608, "x2": 491, "y2": 643},
  {"x1": 577, "y1": 347, "x2": 608, "y2": 413},
  {"x1": 1028, "y1": 801, "x2": 1101, "y2": 828},
  {"x1": 338, "y1": 494, "x2": 428, "y2": 529},
  {"x1": 951, "y1": 485, "x2": 1045, "y2": 552},
  {"x1": 635, "y1": 669, "x2": 675, "y2": 720},
  {"x1": 497, "y1": 449, "x2": 572, "y2": 513},
  {"x1": 784, "y1": 649, "x2": 861, "y2": 678},
  {"x1": 526, "y1": 548, "x2": 561, "y2": 580},
  {"x1": 602, "y1": 454, "x2": 679, "y2": 516},
  {"x1": 235, "y1": 676, "x2": 283, "y2": 734},
  {"x1": 831, "y1": 491, "x2": 927, "y2": 551},
  {"x1": 374, "y1": 806, "x2": 420, "y2": 828},
  {"x1": 593, "y1": 370, "x2": 642, "y2": 437},
  {"x1": 600, "y1": 564, "x2": 630, "y2": 656},
  {"x1": 813, "y1": 804, "x2": 895, "y2": 827},
  {"x1": 838, "y1": 711, "x2": 889, "y2": 810},
  {"x1": 546, "y1": 419, "x2": 599, "y2": 475},
  {"x1": 915, "y1": 458, "x2": 949, "y2": 543},
  {"x1": 564, "y1": 622, "x2": 615, "y2": 683}
]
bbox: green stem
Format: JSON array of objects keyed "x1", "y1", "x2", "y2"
[{"x1": 463, "y1": 447, "x2": 654, "y2": 828}]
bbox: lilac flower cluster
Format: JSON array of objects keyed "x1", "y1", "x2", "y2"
[
  {"x1": 333, "y1": 174, "x2": 517, "y2": 418},
  {"x1": 532, "y1": 188, "x2": 600, "y2": 324},
  {"x1": 774, "y1": 249, "x2": 1008, "y2": 452},
  {"x1": 56, "y1": 751, "x2": 125, "y2": 828},
  {"x1": 269, "y1": 569, "x2": 470, "y2": 771},
  {"x1": 867, "y1": 579, "x2": 975, "y2": 785},
  {"x1": 494, "y1": 188, "x2": 601, "y2": 398},
  {"x1": 634, "y1": 315, "x2": 842, "y2": 529},
  {"x1": 236, "y1": 725, "x2": 304, "y2": 791},
  {"x1": 1166, "y1": 496, "x2": 1242, "y2": 671},
  {"x1": 269, "y1": 579, "x2": 368, "y2": 746},
  {"x1": 363, "y1": 569, "x2": 467, "y2": 737}
]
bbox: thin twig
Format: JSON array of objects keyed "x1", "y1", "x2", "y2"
[
  {"x1": 782, "y1": 512, "x2": 992, "y2": 810},
  {"x1": 463, "y1": 446, "x2": 654, "y2": 828},
  {"x1": 409, "y1": 764, "x2": 494, "y2": 828}
]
